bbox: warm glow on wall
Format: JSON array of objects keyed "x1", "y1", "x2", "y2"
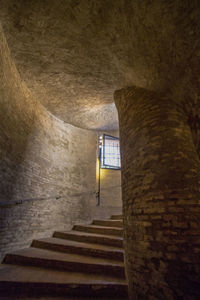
[
  {"x1": 96, "y1": 156, "x2": 107, "y2": 181},
  {"x1": 96, "y1": 156, "x2": 100, "y2": 182}
]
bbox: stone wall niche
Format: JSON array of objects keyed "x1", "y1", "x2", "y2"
[{"x1": 115, "y1": 86, "x2": 200, "y2": 299}]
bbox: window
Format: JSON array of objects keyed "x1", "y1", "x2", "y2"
[{"x1": 100, "y1": 134, "x2": 121, "y2": 169}]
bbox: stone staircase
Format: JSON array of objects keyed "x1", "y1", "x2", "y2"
[{"x1": 0, "y1": 214, "x2": 128, "y2": 299}]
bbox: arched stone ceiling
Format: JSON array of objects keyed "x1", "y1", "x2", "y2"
[{"x1": 0, "y1": 0, "x2": 200, "y2": 129}]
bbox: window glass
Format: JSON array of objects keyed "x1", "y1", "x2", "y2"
[{"x1": 101, "y1": 134, "x2": 121, "y2": 169}]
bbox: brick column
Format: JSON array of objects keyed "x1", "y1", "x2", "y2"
[{"x1": 114, "y1": 86, "x2": 200, "y2": 299}]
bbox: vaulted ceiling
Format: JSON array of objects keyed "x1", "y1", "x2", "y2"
[{"x1": 1, "y1": 0, "x2": 200, "y2": 129}]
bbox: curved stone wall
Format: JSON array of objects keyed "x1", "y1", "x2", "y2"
[
  {"x1": 115, "y1": 86, "x2": 200, "y2": 299},
  {"x1": 0, "y1": 24, "x2": 96, "y2": 259}
]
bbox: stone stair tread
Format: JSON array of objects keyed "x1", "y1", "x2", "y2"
[
  {"x1": 0, "y1": 295, "x2": 127, "y2": 300},
  {"x1": 0, "y1": 264, "x2": 127, "y2": 298},
  {"x1": 94, "y1": 219, "x2": 123, "y2": 222},
  {"x1": 73, "y1": 224, "x2": 123, "y2": 236},
  {"x1": 0, "y1": 264, "x2": 126, "y2": 284},
  {"x1": 0, "y1": 297, "x2": 127, "y2": 300},
  {"x1": 74, "y1": 224, "x2": 123, "y2": 235},
  {"x1": 53, "y1": 231, "x2": 123, "y2": 248},
  {"x1": 33, "y1": 237, "x2": 123, "y2": 252},
  {"x1": 61, "y1": 230, "x2": 123, "y2": 240},
  {"x1": 110, "y1": 215, "x2": 123, "y2": 220},
  {"x1": 76, "y1": 224, "x2": 123, "y2": 230},
  {"x1": 4, "y1": 247, "x2": 124, "y2": 267},
  {"x1": 93, "y1": 219, "x2": 123, "y2": 227}
]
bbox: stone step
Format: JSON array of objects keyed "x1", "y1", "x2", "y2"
[
  {"x1": 73, "y1": 224, "x2": 123, "y2": 237},
  {"x1": 92, "y1": 219, "x2": 123, "y2": 228},
  {"x1": 3, "y1": 248, "x2": 125, "y2": 278},
  {"x1": 53, "y1": 230, "x2": 123, "y2": 248},
  {"x1": 0, "y1": 264, "x2": 128, "y2": 298},
  {"x1": 110, "y1": 215, "x2": 123, "y2": 220},
  {"x1": 31, "y1": 237, "x2": 124, "y2": 261},
  {"x1": 0, "y1": 297, "x2": 127, "y2": 300}
]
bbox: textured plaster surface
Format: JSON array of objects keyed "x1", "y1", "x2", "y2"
[
  {"x1": 0, "y1": 0, "x2": 199, "y2": 129},
  {"x1": 0, "y1": 24, "x2": 97, "y2": 260}
]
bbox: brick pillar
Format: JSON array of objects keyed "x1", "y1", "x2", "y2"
[{"x1": 114, "y1": 86, "x2": 200, "y2": 299}]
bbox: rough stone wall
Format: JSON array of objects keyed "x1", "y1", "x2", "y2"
[
  {"x1": 115, "y1": 86, "x2": 200, "y2": 299},
  {"x1": 0, "y1": 24, "x2": 96, "y2": 260}
]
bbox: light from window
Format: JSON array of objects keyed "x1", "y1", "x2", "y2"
[{"x1": 101, "y1": 134, "x2": 121, "y2": 169}]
